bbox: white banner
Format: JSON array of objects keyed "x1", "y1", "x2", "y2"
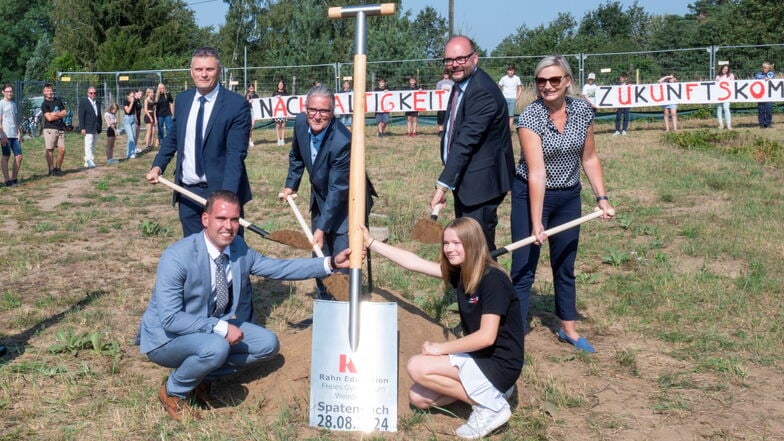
[
  {"x1": 251, "y1": 90, "x2": 450, "y2": 120},
  {"x1": 595, "y1": 79, "x2": 784, "y2": 108},
  {"x1": 309, "y1": 300, "x2": 398, "y2": 433}
]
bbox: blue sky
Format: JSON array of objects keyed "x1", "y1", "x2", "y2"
[{"x1": 190, "y1": 0, "x2": 692, "y2": 51}]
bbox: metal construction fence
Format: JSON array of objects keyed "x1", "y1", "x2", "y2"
[{"x1": 11, "y1": 43, "x2": 782, "y2": 128}]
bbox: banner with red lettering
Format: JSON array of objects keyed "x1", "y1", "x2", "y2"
[
  {"x1": 595, "y1": 79, "x2": 784, "y2": 108},
  {"x1": 250, "y1": 90, "x2": 450, "y2": 120}
]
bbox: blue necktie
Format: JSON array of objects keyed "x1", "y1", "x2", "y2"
[
  {"x1": 195, "y1": 96, "x2": 206, "y2": 177},
  {"x1": 213, "y1": 254, "x2": 229, "y2": 317}
]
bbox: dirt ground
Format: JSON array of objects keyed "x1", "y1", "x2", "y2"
[{"x1": 2, "y1": 121, "x2": 783, "y2": 440}]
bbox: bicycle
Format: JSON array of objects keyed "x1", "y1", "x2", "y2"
[{"x1": 19, "y1": 109, "x2": 42, "y2": 138}]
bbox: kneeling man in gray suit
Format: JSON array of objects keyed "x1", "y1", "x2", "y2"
[{"x1": 138, "y1": 190, "x2": 351, "y2": 421}]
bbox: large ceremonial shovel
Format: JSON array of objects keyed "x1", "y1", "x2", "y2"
[
  {"x1": 490, "y1": 210, "x2": 605, "y2": 258},
  {"x1": 286, "y1": 195, "x2": 350, "y2": 301},
  {"x1": 329, "y1": 3, "x2": 396, "y2": 352},
  {"x1": 155, "y1": 176, "x2": 312, "y2": 250}
]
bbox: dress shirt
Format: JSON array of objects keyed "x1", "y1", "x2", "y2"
[
  {"x1": 308, "y1": 126, "x2": 327, "y2": 163},
  {"x1": 182, "y1": 85, "x2": 221, "y2": 185},
  {"x1": 204, "y1": 235, "x2": 232, "y2": 337},
  {"x1": 439, "y1": 72, "x2": 474, "y2": 189}
]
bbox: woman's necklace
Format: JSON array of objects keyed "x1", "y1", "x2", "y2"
[{"x1": 547, "y1": 101, "x2": 567, "y2": 131}]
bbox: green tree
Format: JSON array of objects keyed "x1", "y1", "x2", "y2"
[
  {"x1": 577, "y1": 1, "x2": 650, "y2": 52},
  {"x1": 0, "y1": 0, "x2": 52, "y2": 80},
  {"x1": 25, "y1": 33, "x2": 56, "y2": 81},
  {"x1": 410, "y1": 6, "x2": 448, "y2": 59},
  {"x1": 493, "y1": 13, "x2": 579, "y2": 57},
  {"x1": 51, "y1": 0, "x2": 203, "y2": 71}
]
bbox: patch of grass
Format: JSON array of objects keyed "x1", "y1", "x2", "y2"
[
  {"x1": 615, "y1": 348, "x2": 639, "y2": 376},
  {"x1": 602, "y1": 248, "x2": 631, "y2": 267},
  {"x1": 138, "y1": 219, "x2": 171, "y2": 237},
  {"x1": 653, "y1": 394, "x2": 691, "y2": 413},
  {"x1": 543, "y1": 377, "x2": 585, "y2": 408},
  {"x1": 0, "y1": 291, "x2": 21, "y2": 311},
  {"x1": 48, "y1": 328, "x2": 121, "y2": 357},
  {"x1": 32, "y1": 221, "x2": 56, "y2": 233}
]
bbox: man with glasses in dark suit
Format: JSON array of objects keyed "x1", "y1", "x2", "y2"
[{"x1": 431, "y1": 35, "x2": 515, "y2": 251}]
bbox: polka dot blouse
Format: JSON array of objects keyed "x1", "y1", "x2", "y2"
[{"x1": 516, "y1": 96, "x2": 594, "y2": 189}]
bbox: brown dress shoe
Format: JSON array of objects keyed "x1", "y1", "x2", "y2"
[{"x1": 158, "y1": 384, "x2": 200, "y2": 421}]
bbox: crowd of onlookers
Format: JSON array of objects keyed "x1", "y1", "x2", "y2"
[
  {"x1": 579, "y1": 61, "x2": 777, "y2": 135},
  {"x1": 2, "y1": 60, "x2": 777, "y2": 189}
]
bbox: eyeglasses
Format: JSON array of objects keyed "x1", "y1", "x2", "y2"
[
  {"x1": 535, "y1": 75, "x2": 568, "y2": 87},
  {"x1": 443, "y1": 51, "x2": 475, "y2": 66},
  {"x1": 87, "y1": 92, "x2": 96, "y2": 95},
  {"x1": 306, "y1": 107, "x2": 332, "y2": 117}
]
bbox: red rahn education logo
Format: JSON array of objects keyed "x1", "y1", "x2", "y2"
[{"x1": 338, "y1": 354, "x2": 357, "y2": 374}]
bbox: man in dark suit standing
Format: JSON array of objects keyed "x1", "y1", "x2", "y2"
[
  {"x1": 78, "y1": 86, "x2": 102, "y2": 169},
  {"x1": 139, "y1": 190, "x2": 351, "y2": 421},
  {"x1": 146, "y1": 47, "x2": 252, "y2": 237},
  {"x1": 431, "y1": 35, "x2": 515, "y2": 251},
  {"x1": 278, "y1": 85, "x2": 350, "y2": 299}
]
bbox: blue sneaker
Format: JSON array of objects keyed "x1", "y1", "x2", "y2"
[{"x1": 557, "y1": 329, "x2": 596, "y2": 353}]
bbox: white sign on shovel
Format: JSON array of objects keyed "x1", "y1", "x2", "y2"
[{"x1": 309, "y1": 300, "x2": 398, "y2": 432}]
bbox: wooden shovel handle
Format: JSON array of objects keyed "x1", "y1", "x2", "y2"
[
  {"x1": 491, "y1": 210, "x2": 605, "y2": 258},
  {"x1": 286, "y1": 195, "x2": 325, "y2": 257},
  {"x1": 156, "y1": 176, "x2": 270, "y2": 238}
]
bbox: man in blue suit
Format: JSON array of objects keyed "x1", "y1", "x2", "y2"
[
  {"x1": 146, "y1": 47, "x2": 252, "y2": 237},
  {"x1": 278, "y1": 85, "x2": 352, "y2": 299},
  {"x1": 139, "y1": 190, "x2": 351, "y2": 421}
]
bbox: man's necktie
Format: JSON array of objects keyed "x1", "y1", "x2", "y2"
[
  {"x1": 195, "y1": 96, "x2": 206, "y2": 177},
  {"x1": 213, "y1": 253, "x2": 229, "y2": 317}
]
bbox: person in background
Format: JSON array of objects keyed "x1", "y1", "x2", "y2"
[
  {"x1": 155, "y1": 83, "x2": 174, "y2": 145},
  {"x1": 435, "y1": 70, "x2": 454, "y2": 137},
  {"x1": 245, "y1": 83, "x2": 259, "y2": 148},
  {"x1": 658, "y1": 74, "x2": 678, "y2": 132},
  {"x1": 613, "y1": 72, "x2": 630, "y2": 136},
  {"x1": 498, "y1": 64, "x2": 523, "y2": 130},
  {"x1": 123, "y1": 90, "x2": 138, "y2": 159},
  {"x1": 338, "y1": 79, "x2": 353, "y2": 131},
  {"x1": 405, "y1": 75, "x2": 421, "y2": 137},
  {"x1": 581, "y1": 72, "x2": 598, "y2": 112},
  {"x1": 78, "y1": 86, "x2": 102, "y2": 168},
  {"x1": 41, "y1": 83, "x2": 68, "y2": 176},
  {"x1": 271, "y1": 79, "x2": 287, "y2": 145},
  {"x1": 753, "y1": 61, "x2": 775, "y2": 128},
  {"x1": 133, "y1": 89, "x2": 143, "y2": 152},
  {"x1": 143, "y1": 88, "x2": 157, "y2": 148},
  {"x1": 715, "y1": 64, "x2": 734, "y2": 130},
  {"x1": 104, "y1": 103, "x2": 119, "y2": 164},
  {"x1": 0, "y1": 84, "x2": 23, "y2": 186},
  {"x1": 363, "y1": 217, "x2": 523, "y2": 439},
  {"x1": 513, "y1": 55, "x2": 615, "y2": 352},
  {"x1": 374, "y1": 77, "x2": 389, "y2": 138}
]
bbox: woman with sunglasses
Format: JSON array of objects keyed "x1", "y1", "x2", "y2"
[
  {"x1": 363, "y1": 217, "x2": 523, "y2": 439},
  {"x1": 512, "y1": 56, "x2": 614, "y2": 352}
]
